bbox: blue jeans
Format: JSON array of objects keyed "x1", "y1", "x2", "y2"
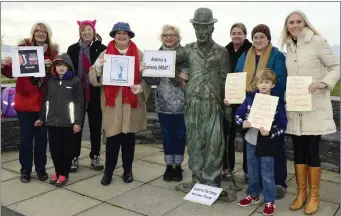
[
  {"x1": 17, "y1": 111, "x2": 47, "y2": 173},
  {"x1": 158, "y1": 113, "x2": 186, "y2": 165},
  {"x1": 246, "y1": 142, "x2": 275, "y2": 203}
]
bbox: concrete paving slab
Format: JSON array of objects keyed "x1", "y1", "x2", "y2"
[
  {"x1": 134, "y1": 145, "x2": 162, "y2": 159},
  {"x1": 1, "y1": 152, "x2": 19, "y2": 163},
  {"x1": 76, "y1": 203, "x2": 143, "y2": 216},
  {"x1": 1, "y1": 178, "x2": 56, "y2": 206},
  {"x1": 108, "y1": 184, "x2": 185, "y2": 216},
  {"x1": 114, "y1": 160, "x2": 164, "y2": 183},
  {"x1": 141, "y1": 152, "x2": 189, "y2": 166},
  {"x1": 1, "y1": 168, "x2": 20, "y2": 182},
  {"x1": 1, "y1": 157, "x2": 54, "y2": 174},
  {"x1": 8, "y1": 188, "x2": 101, "y2": 216},
  {"x1": 65, "y1": 174, "x2": 143, "y2": 201},
  {"x1": 255, "y1": 193, "x2": 339, "y2": 216}
]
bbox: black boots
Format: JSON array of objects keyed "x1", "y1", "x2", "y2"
[{"x1": 163, "y1": 165, "x2": 183, "y2": 182}]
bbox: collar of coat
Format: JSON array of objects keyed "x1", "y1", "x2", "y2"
[
  {"x1": 193, "y1": 40, "x2": 220, "y2": 58},
  {"x1": 286, "y1": 27, "x2": 315, "y2": 45}
]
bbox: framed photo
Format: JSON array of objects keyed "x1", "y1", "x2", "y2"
[
  {"x1": 142, "y1": 50, "x2": 176, "y2": 78},
  {"x1": 102, "y1": 54, "x2": 135, "y2": 86},
  {"x1": 11, "y1": 46, "x2": 46, "y2": 77}
]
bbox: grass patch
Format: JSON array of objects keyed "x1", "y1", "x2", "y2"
[{"x1": 331, "y1": 81, "x2": 340, "y2": 97}]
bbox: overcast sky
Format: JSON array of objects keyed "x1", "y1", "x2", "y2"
[{"x1": 1, "y1": 2, "x2": 340, "y2": 53}]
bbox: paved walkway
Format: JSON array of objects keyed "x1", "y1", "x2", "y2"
[{"x1": 1, "y1": 142, "x2": 340, "y2": 216}]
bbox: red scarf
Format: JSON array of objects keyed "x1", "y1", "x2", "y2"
[{"x1": 104, "y1": 40, "x2": 140, "y2": 108}]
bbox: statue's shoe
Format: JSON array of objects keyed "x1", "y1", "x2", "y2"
[
  {"x1": 219, "y1": 188, "x2": 237, "y2": 202},
  {"x1": 175, "y1": 181, "x2": 196, "y2": 193}
]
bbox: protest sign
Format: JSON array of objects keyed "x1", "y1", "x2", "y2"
[
  {"x1": 183, "y1": 183, "x2": 223, "y2": 206},
  {"x1": 286, "y1": 76, "x2": 312, "y2": 111},
  {"x1": 11, "y1": 46, "x2": 45, "y2": 77},
  {"x1": 225, "y1": 72, "x2": 247, "y2": 104},
  {"x1": 142, "y1": 50, "x2": 176, "y2": 78},
  {"x1": 102, "y1": 54, "x2": 135, "y2": 86},
  {"x1": 248, "y1": 93, "x2": 279, "y2": 131}
]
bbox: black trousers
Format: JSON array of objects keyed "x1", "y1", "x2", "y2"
[
  {"x1": 292, "y1": 135, "x2": 321, "y2": 167},
  {"x1": 223, "y1": 116, "x2": 236, "y2": 170},
  {"x1": 104, "y1": 133, "x2": 135, "y2": 175},
  {"x1": 48, "y1": 126, "x2": 75, "y2": 178},
  {"x1": 74, "y1": 100, "x2": 102, "y2": 159}
]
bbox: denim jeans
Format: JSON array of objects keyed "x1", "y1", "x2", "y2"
[
  {"x1": 158, "y1": 113, "x2": 186, "y2": 165},
  {"x1": 246, "y1": 142, "x2": 275, "y2": 203}
]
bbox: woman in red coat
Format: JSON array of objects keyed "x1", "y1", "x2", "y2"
[{"x1": 1, "y1": 22, "x2": 59, "y2": 183}]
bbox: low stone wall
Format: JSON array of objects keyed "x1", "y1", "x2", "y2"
[{"x1": 1, "y1": 118, "x2": 20, "y2": 152}]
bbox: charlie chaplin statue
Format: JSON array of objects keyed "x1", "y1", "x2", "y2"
[{"x1": 175, "y1": 8, "x2": 237, "y2": 201}]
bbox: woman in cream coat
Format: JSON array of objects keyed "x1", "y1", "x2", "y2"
[
  {"x1": 281, "y1": 10, "x2": 340, "y2": 215},
  {"x1": 88, "y1": 22, "x2": 151, "y2": 186}
]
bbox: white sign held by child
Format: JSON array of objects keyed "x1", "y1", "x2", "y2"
[
  {"x1": 183, "y1": 183, "x2": 223, "y2": 206},
  {"x1": 225, "y1": 72, "x2": 247, "y2": 104},
  {"x1": 142, "y1": 50, "x2": 176, "y2": 78},
  {"x1": 248, "y1": 93, "x2": 279, "y2": 131},
  {"x1": 286, "y1": 76, "x2": 312, "y2": 111}
]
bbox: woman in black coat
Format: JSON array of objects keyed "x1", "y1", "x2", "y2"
[{"x1": 67, "y1": 20, "x2": 107, "y2": 172}]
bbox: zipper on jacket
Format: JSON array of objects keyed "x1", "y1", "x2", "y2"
[
  {"x1": 46, "y1": 101, "x2": 49, "y2": 121},
  {"x1": 56, "y1": 81, "x2": 62, "y2": 126},
  {"x1": 69, "y1": 102, "x2": 74, "y2": 124}
]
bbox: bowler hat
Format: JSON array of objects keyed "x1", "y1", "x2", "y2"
[
  {"x1": 109, "y1": 22, "x2": 135, "y2": 38},
  {"x1": 190, "y1": 8, "x2": 218, "y2": 25}
]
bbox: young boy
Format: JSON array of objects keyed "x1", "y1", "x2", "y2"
[
  {"x1": 34, "y1": 53, "x2": 84, "y2": 187},
  {"x1": 226, "y1": 68, "x2": 287, "y2": 216}
]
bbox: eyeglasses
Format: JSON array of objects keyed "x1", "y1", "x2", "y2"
[
  {"x1": 162, "y1": 34, "x2": 178, "y2": 38},
  {"x1": 35, "y1": 29, "x2": 48, "y2": 35}
]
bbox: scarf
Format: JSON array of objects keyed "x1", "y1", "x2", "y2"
[
  {"x1": 243, "y1": 43, "x2": 273, "y2": 92},
  {"x1": 78, "y1": 40, "x2": 92, "y2": 103},
  {"x1": 160, "y1": 43, "x2": 182, "y2": 87},
  {"x1": 104, "y1": 40, "x2": 140, "y2": 108}
]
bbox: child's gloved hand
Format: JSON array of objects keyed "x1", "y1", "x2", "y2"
[
  {"x1": 95, "y1": 59, "x2": 105, "y2": 76},
  {"x1": 259, "y1": 127, "x2": 269, "y2": 136},
  {"x1": 34, "y1": 120, "x2": 43, "y2": 127},
  {"x1": 130, "y1": 84, "x2": 143, "y2": 94},
  {"x1": 73, "y1": 124, "x2": 81, "y2": 133}
]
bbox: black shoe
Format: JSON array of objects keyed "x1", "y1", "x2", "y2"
[
  {"x1": 20, "y1": 171, "x2": 31, "y2": 183},
  {"x1": 36, "y1": 170, "x2": 48, "y2": 181},
  {"x1": 173, "y1": 165, "x2": 183, "y2": 182},
  {"x1": 163, "y1": 165, "x2": 174, "y2": 181},
  {"x1": 101, "y1": 173, "x2": 112, "y2": 186},
  {"x1": 122, "y1": 171, "x2": 133, "y2": 183}
]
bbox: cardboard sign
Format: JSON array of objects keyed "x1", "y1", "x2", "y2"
[
  {"x1": 11, "y1": 46, "x2": 46, "y2": 77},
  {"x1": 102, "y1": 54, "x2": 135, "y2": 86},
  {"x1": 183, "y1": 183, "x2": 223, "y2": 206},
  {"x1": 142, "y1": 50, "x2": 176, "y2": 78},
  {"x1": 248, "y1": 93, "x2": 279, "y2": 131},
  {"x1": 225, "y1": 72, "x2": 247, "y2": 104},
  {"x1": 286, "y1": 76, "x2": 312, "y2": 111}
]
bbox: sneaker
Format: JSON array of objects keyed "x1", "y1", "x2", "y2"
[
  {"x1": 238, "y1": 195, "x2": 260, "y2": 207},
  {"x1": 163, "y1": 165, "x2": 174, "y2": 181},
  {"x1": 49, "y1": 173, "x2": 58, "y2": 185},
  {"x1": 122, "y1": 171, "x2": 133, "y2": 183},
  {"x1": 70, "y1": 157, "x2": 79, "y2": 172},
  {"x1": 101, "y1": 173, "x2": 112, "y2": 186},
  {"x1": 263, "y1": 202, "x2": 275, "y2": 216},
  {"x1": 173, "y1": 165, "x2": 183, "y2": 182},
  {"x1": 36, "y1": 170, "x2": 48, "y2": 181},
  {"x1": 91, "y1": 155, "x2": 104, "y2": 170},
  {"x1": 20, "y1": 170, "x2": 31, "y2": 183},
  {"x1": 55, "y1": 175, "x2": 68, "y2": 187},
  {"x1": 276, "y1": 185, "x2": 287, "y2": 199}
]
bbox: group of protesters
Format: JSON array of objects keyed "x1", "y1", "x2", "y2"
[{"x1": 1, "y1": 8, "x2": 339, "y2": 216}]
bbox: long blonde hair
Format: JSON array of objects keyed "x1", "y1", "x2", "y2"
[{"x1": 280, "y1": 10, "x2": 320, "y2": 49}]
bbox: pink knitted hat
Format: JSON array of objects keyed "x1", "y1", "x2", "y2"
[{"x1": 77, "y1": 20, "x2": 96, "y2": 33}]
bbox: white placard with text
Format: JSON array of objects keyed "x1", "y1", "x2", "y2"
[
  {"x1": 286, "y1": 76, "x2": 312, "y2": 111},
  {"x1": 225, "y1": 72, "x2": 247, "y2": 104},
  {"x1": 183, "y1": 183, "x2": 223, "y2": 206},
  {"x1": 142, "y1": 50, "x2": 176, "y2": 78}
]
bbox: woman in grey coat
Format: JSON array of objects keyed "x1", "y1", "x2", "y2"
[{"x1": 142, "y1": 25, "x2": 188, "y2": 182}]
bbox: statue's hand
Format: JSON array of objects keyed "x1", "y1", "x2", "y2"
[{"x1": 179, "y1": 72, "x2": 189, "y2": 81}]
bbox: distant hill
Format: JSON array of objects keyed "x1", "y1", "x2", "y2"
[{"x1": 331, "y1": 45, "x2": 340, "y2": 57}]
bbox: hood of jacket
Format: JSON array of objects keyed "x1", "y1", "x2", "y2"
[{"x1": 51, "y1": 53, "x2": 75, "y2": 79}]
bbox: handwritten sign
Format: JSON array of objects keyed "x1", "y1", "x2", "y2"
[
  {"x1": 11, "y1": 46, "x2": 46, "y2": 77},
  {"x1": 248, "y1": 93, "x2": 279, "y2": 131},
  {"x1": 225, "y1": 72, "x2": 247, "y2": 104},
  {"x1": 286, "y1": 76, "x2": 312, "y2": 111},
  {"x1": 102, "y1": 54, "x2": 135, "y2": 86},
  {"x1": 183, "y1": 183, "x2": 223, "y2": 206},
  {"x1": 142, "y1": 50, "x2": 176, "y2": 78}
]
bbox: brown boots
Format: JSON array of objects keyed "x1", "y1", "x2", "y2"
[{"x1": 290, "y1": 164, "x2": 321, "y2": 215}]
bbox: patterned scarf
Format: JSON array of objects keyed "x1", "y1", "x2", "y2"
[
  {"x1": 104, "y1": 40, "x2": 140, "y2": 108},
  {"x1": 243, "y1": 43, "x2": 273, "y2": 92},
  {"x1": 78, "y1": 40, "x2": 92, "y2": 103}
]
